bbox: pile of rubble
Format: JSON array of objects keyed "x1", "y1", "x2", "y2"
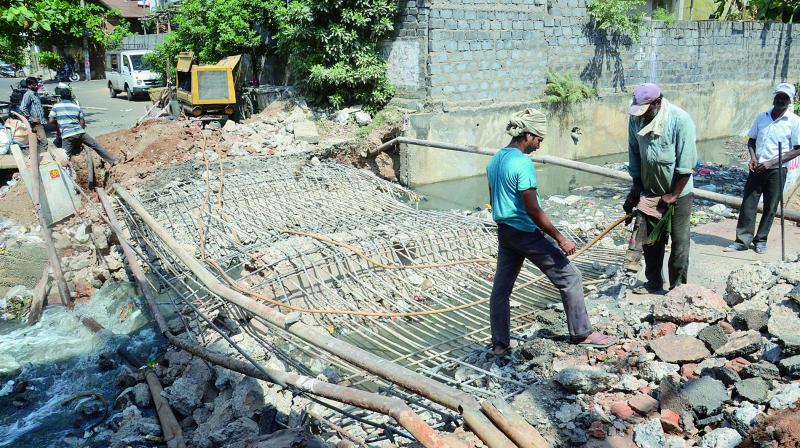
[
  {"x1": 460, "y1": 256, "x2": 800, "y2": 447},
  {"x1": 102, "y1": 326, "x2": 371, "y2": 448}
]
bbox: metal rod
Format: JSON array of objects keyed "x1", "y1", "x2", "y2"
[
  {"x1": 377, "y1": 136, "x2": 800, "y2": 223},
  {"x1": 779, "y1": 142, "x2": 786, "y2": 262},
  {"x1": 97, "y1": 188, "x2": 458, "y2": 448},
  {"x1": 481, "y1": 399, "x2": 548, "y2": 448}
]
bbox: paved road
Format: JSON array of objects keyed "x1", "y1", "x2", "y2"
[{"x1": 3, "y1": 77, "x2": 148, "y2": 137}]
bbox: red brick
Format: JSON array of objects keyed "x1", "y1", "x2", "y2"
[
  {"x1": 726, "y1": 357, "x2": 751, "y2": 373},
  {"x1": 588, "y1": 421, "x2": 607, "y2": 439},
  {"x1": 660, "y1": 409, "x2": 682, "y2": 432},
  {"x1": 611, "y1": 402, "x2": 634, "y2": 421},
  {"x1": 680, "y1": 363, "x2": 698, "y2": 378},
  {"x1": 639, "y1": 386, "x2": 652, "y2": 395},
  {"x1": 655, "y1": 322, "x2": 678, "y2": 337},
  {"x1": 628, "y1": 394, "x2": 659, "y2": 415}
]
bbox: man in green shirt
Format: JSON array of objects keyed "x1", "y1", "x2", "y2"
[{"x1": 626, "y1": 84, "x2": 697, "y2": 294}]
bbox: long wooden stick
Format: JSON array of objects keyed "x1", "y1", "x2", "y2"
[
  {"x1": 27, "y1": 268, "x2": 51, "y2": 325},
  {"x1": 13, "y1": 112, "x2": 72, "y2": 307}
]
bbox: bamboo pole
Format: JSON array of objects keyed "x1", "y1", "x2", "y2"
[
  {"x1": 12, "y1": 112, "x2": 72, "y2": 307},
  {"x1": 27, "y1": 268, "x2": 51, "y2": 325},
  {"x1": 97, "y1": 188, "x2": 459, "y2": 448}
]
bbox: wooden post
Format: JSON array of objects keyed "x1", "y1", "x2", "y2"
[
  {"x1": 12, "y1": 112, "x2": 72, "y2": 308},
  {"x1": 27, "y1": 268, "x2": 52, "y2": 325}
]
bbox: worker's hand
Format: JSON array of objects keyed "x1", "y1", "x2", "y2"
[
  {"x1": 760, "y1": 158, "x2": 779, "y2": 171},
  {"x1": 658, "y1": 193, "x2": 678, "y2": 213},
  {"x1": 557, "y1": 237, "x2": 577, "y2": 256},
  {"x1": 749, "y1": 158, "x2": 759, "y2": 172},
  {"x1": 623, "y1": 188, "x2": 641, "y2": 214}
]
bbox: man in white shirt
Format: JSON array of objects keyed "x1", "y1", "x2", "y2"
[{"x1": 726, "y1": 83, "x2": 800, "y2": 254}]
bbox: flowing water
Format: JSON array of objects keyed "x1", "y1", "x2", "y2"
[{"x1": 0, "y1": 282, "x2": 159, "y2": 447}]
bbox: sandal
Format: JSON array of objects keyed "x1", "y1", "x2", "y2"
[{"x1": 574, "y1": 332, "x2": 617, "y2": 349}]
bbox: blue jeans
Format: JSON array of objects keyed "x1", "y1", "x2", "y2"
[{"x1": 490, "y1": 224, "x2": 593, "y2": 349}]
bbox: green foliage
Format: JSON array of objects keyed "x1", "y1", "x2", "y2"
[
  {"x1": 652, "y1": 7, "x2": 677, "y2": 25},
  {"x1": 0, "y1": 0, "x2": 132, "y2": 64},
  {"x1": 355, "y1": 106, "x2": 401, "y2": 141},
  {"x1": 0, "y1": 34, "x2": 25, "y2": 66},
  {"x1": 266, "y1": 0, "x2": 398, "y2": 111},
  {"x1": 587, "y1": 0, "x2": 647, "y2": 42},
  {"x1": 147, "y1": 0, "x2": 266, "y2": 80},
  {"x1": 751, "y1": 0, "x2": 800, "y2": 22},
  {"x1": 543, "y1": 71, "x2": 597, "y2": 109},
  {"x1": 36, "y1": 50, "x2": 61, "y2": 70},
  {"x1": 712, "y1": 0, "x2": 757, "y2": 20}
]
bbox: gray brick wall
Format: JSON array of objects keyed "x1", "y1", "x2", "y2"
[{"x1": 390, "y1": 0, "x2": 800, "y2": 105}]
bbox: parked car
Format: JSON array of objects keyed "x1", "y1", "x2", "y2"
[
  {"x1": 0, "y1": 63, "x2": 25, "y2": 78},
  {"x1": 105, "y1": 50, "x2": 164, "y2": 100}
]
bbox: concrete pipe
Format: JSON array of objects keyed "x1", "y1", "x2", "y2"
[{"x1": 375, "y1": 137, "x2": 800, "y2": 224}]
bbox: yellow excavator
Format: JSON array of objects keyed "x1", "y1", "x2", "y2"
[{"x1": 175, "y1": 52, "x2": 256, "y2": 122}]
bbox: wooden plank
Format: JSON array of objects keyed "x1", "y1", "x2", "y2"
[{"x1": 0, "y1": 154, "x2": 16, "y2": 170}]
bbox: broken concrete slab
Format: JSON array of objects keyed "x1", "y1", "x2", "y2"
[
  {"x1": 681, "y1": 376, "x2": 728, "y2": 416},
  {"x1": 292, "y1": 120, "x2": 320, "y2": 144},
  {"x1": 638, "y1": 360, "x2": 680, "y2": 383},
  {"x1": 650, "y1": 334, "x2": 711, "y2": 363},
  {"x1": 767, "y1": 300, "x2": 800, "y2": 345},
  {"x1": 697, "y1": 427, "x2": 742, "y2": 448},
  {"x1": 697, "y1": 324, "x2": 728, "y2": 352},
  {"x1": 734, "y1": 377, "x2": 770, "y2": 403},
  {"x1": 726, "y1": 264, "x2": 776, "y2": 305},
  {"x1": 743, "y1": 361, "x2": 781, "y2": 381},
  {"x1": 652, "y1": 284, "x2": 728, "y2": 324},
  {"x1": 732, "y1": 309, "x2": 769, "y2": 332},
  {"x1": 633, "y1": 419, "x2": 665, "y2": 448},
  {"x1": 556, "y1": 366, "x2": 616, "y2": 394},
  {"x1": 714, "y1": 331, "x2": 763, "y2": 358},
  {"x1": 769, "y1": 383, "x2": 800, "y2": 409},
  {"x1": 779, "y1": 354, "x2": 800, "y2": 376}
]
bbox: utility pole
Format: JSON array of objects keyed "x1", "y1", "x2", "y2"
[{"x1": 80, "y1": 0, "x2": 91, "y2": 80}]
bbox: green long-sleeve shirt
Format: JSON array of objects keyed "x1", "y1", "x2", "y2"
[{"x1": 628, "y1": 99, "x2": 697, "y2": 197}]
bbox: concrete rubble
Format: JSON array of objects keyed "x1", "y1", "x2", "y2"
[{"x1": 472, "y1": 255, "x2": 800, "y2": 447}]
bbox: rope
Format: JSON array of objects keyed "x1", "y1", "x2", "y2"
[{"x1": 208, "y1": 215, "x2": 629, "y2": 318}]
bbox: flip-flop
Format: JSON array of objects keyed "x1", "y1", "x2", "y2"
[{"x1": 575, "y1": 334, "x2": 618, "y2": 349}]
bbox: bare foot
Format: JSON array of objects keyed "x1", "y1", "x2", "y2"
[
  {"x1": 492, "y1": 339, "x2": 518, "y2": 356},
  {"x1": 575, "y1": 332, "x2": 617, "y2": 349}
]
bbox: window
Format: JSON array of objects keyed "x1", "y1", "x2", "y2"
[
  {"x1": 123, "y1": 55, "x2": 132, "y2": 72},
  {"x1": 109, "y1": 54, "x2": 119, "y2": 71},
  {"x1": 129, "y1": 54, "x2": 152, "y2": 71}
]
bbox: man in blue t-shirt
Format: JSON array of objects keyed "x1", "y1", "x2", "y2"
[{"x1": 486, "y1": 108, "x2": 616, "y2": 356}]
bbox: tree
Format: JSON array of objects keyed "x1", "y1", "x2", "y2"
[
  {"x1": 0, "y1": 0, "x2": 130, "y2": 65},
  {"x1": 265, "y1": 0, "x2": 398, "y2": 110},
  {"x1": 147, "y1": 0, "x2": 266, "y2": 81}
]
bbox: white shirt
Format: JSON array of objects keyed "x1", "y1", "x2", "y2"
[{"x1": 748, "y1": 108, "x2": 800, "y2": 165}]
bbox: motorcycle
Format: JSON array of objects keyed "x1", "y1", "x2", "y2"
[{"x1": 56, "y1": 63, "x2": 80, "y2": 82}]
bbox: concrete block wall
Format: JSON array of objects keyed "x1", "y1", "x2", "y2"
[{"x1": 389, "y1": 0, "x2": 800, "y2": 106}]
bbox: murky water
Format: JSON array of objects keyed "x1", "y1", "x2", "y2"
[
  {"x1": 415, "y1": 138, "x2": 747, "y2": 211},
  {"x1": 0, "y1": 282, "x2": 158, "y2": 447}
]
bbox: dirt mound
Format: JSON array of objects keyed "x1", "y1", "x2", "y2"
[
  {"x1": 97, "y1": 120, "x2": 203, "y2": 188},
  {"x1": 742, "y1": 404, "x2": 800, "y2": 448},
  {"x1": 0, "y1": 181, "x2": 36, "y2": 226}
]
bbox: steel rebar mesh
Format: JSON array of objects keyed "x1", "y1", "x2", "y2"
[{"x1": 122, "y1": 155, "x2": 624, "y2": 403}]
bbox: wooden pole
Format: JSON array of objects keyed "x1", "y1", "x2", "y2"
[
  {"x1": 779, "y1": 142, "x2": 786, "y2": 262},
  {"x1": 13, "y1": 112, "x2": 72, "y2": 307},
  {"x1": 27, "y1": 268, "x2": 51, "y2": 325}
]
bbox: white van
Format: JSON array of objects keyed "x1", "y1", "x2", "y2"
[{"x1": 105, "y1": 50, "x2": 164, "y2": 100}]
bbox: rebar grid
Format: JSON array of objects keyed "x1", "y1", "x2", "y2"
[{"x1": 122, "y1": 156, "x2": 624, "y2": 405}]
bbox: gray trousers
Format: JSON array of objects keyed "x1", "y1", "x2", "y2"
[
  {"x1": 489, "y1": 224, "x2": 593, "y2": 349},
  {"x1": 735, "y1": 168, "x2": 787, "y2": 246},
  {"x1": 63, "y1": 133, "x2": 117, "y2": 164}
]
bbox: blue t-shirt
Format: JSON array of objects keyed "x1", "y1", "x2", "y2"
[{"x1": 486, "y1": 147, "x2": 538, "y2": 232}]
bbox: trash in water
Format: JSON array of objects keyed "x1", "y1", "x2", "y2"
[{"x1": 1, "y1": 285, "x2": 33, "y2": 321}]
